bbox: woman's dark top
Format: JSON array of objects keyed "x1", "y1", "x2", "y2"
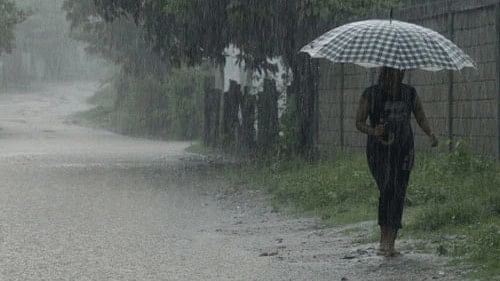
[{"x1": 362, "y1": 83, "x2": 417, "y2": 171}]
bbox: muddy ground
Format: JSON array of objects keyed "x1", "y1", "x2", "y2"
[{"x1": 0, "y1": 83, "x2": 465, "y2": 280}]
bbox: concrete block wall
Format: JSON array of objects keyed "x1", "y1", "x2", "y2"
[
  {"x1": 450, "y1": 7, "x2": 498, "y2": 153},
  {"x1": 318, "y1": 2, "x2": 500, "y2": 157},
  {"x1": 407, "y1": 14, "x2": 450, "y2": 152}
]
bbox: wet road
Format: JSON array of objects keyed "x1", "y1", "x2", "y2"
[
  {"x1": 0, "y1": 83, "x2": 460, "y2": 280},
  {"x1": 0, "y1": 83, "x2": 269, "y2": 280}
]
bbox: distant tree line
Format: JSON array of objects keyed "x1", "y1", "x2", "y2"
[
  {"x1": 1, "y1": 0, "x2": 103, "y2": 88},
  {"x1": 63, "y1": 0, "x2": 206, "y2": 140},
  {"x1": 0, "y1": 0, "x2": 25, "y2": 55}
]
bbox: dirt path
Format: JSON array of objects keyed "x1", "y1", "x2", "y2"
[{"x1": 0, "y1": 83, "x2": 462, "y2": 280}]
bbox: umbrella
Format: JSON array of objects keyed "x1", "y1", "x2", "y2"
[{"x1": 300, "y1": 19, "x2": 476, "y2": 71}]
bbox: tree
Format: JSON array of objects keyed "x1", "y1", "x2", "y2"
[
  {"x1": 2, "y1": 0, "x2": 103, "y2": 86},
  {"x1": 74, "y1": 0, "x2": 400, "y2": 157},
  {"x1": 0, "y1": 0, "x2": 25, "y2": 55},
  {"x1": 64, "y1": 0, "x2": 168, "y2": 77},
  {"x1": 92, "y1": 0, "x2": 230, "y2": 66},
  {"x1": 64, "y1": 0, "x2": 171, "y2": 108},
  {"x1": 226, "y1": 0, "x2": 399, "y2": 158},
  {"x1": 64, "y1": 0, "x2": 208, "y2": 139}
]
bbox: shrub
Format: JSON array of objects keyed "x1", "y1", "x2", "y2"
[{"x1": 81, "y1": 66, "x2": 208, "y2": 140}]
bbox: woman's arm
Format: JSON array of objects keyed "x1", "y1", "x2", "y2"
[
  {"x1": 413, "y1": 96, "x2": 438, "y2": 147},
  {"x1": 356, "y1": 95, "x2": 383, "y2": 136}
]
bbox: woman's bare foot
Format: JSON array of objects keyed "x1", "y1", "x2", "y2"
[
  {"x1": 377, "y1": 245, "x2": 401, "y2": 257},
  {"x1": 376, "y1": 248, "x2": 388, "y2": 256},
  {"x1": 378, "y1": 226, "x2": 390, "y2": 255},
  {"x1": 385, "y1": 248, "x2": 401, "y2": 257},
  {"x1": 382, "y1": 227, "x2": 401, "y2": 257}
]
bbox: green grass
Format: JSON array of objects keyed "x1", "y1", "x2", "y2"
[
  {"x1": 87, "y1": 83, "x2": 116, "y2": 108},
  {"x1": 71, "y1": 82, "x2": 173, "y2": 139},
  {"x1": 185, "y1": 143, "x2": 217, "y2": 155},
  {"x1": 72, "y1": 68, "x2": 206, "y2": 140},
  {"x1": 69, "y1": 83, "x2": 115, "y2": 129},
  {"x1": 209, "y1": 142, "x2": 500, "y2": 280}
]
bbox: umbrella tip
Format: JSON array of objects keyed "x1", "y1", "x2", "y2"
[{"x1": 390, "y1": 8, "x2": 393, "y2": 23}]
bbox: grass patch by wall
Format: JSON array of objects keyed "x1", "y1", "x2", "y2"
[{"x1": 210, "y1": 142, "x2": 500, "y2": 280}]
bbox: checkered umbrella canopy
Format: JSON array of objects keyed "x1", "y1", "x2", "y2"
[{"x1": 300, "y1": 20, "x2": 476, "y2": 71}]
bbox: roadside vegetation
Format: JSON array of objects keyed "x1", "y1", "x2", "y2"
[
  {"x1": 61, "y1": 0, "x2": 499, "y2": 279},
  {"x1": 194, "y1": 141, "x2": 500, "y2": 279},
  {"x1": 0, "y1": 0, "x2": 24, "y2": 55},
  {"x1": 73, "y1": 66, "x2": 206, "y2": 140},
  {"x1": 1, "y1": 0, "x2": 102, "y2": 91},
  {"x1": 82, "y1": 70, "x2": 499, "y2": 278}
]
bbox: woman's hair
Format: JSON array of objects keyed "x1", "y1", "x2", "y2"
[{"x1": 378, "y1": 67, "x2": 406, "y2": 96}]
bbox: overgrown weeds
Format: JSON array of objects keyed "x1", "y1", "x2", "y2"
[
  {"x1": 217, "y1": 140, "x2": 500, "y2": 279},
  {"x1": 73, "y1": 66, "x2": 207, "y2": 140}
]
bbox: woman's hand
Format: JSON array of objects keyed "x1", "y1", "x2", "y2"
[
  {"x1": 429, "y1": 134, "x2": 438, "y2": 147},
  {"x1": 373, "y1": 124, "x2": 385, "y2": 137},
  {"x1": 414, "y1": 96, "x2": 439, "y2": 147},
  {"x1": 372, "y1": 124, "x2": 387, "y2": 143}
]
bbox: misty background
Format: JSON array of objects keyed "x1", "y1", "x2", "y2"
[{"x1": 0, "y1": 0, "x2": 106, "y2": 90}]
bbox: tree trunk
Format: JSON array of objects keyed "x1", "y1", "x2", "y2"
[
  {"x1": 240, "y1": 86, "x2": 257, "y2": 153},
  {"x1": 114, "y1": 71, "x2": 130, "y2": 110},
  {"x1": 222, "y1": 80, "x2": 242, "y2": 149},
  {"x1": 203, "y1": 76, "x2": 222, "y2": 147},
  {"x1": 290, "y1": 54, "x2": 319, "y2": 161},
  {"x1": 257, "y1": 79, "x2": 279, "y2": 154}
]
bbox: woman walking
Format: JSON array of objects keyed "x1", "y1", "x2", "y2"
[{"x1": 355, "y1": 67, "x2": 438, "y2": 257}]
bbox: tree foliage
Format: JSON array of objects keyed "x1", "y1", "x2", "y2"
[
  {"x1": 1, "y1": 0, "x2": 101, "y2": 86},
  {"x1": 64, "y1": 0, "x2": 208, "y2": 140},
  {"x1": 64, "y1": 0, "x2": 167, "y2": 77},
  {"x1": 64, "y1": 0, "x2": 400, "y2": 154},
  {"x1": 0, "y1": 0, "x2": 25, "y2": 55},
  {"x1": 89, "y1": 0, "x2": 399, "y2": 71}
]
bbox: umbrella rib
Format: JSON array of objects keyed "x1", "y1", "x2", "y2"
[
  {"x1": 391, "y1": 24, "x2": 405, "y2": 70},
  {"x1": 306, "y1": 22, "x2": 363, "y2": 57},
  {"x1": 419, "y1": 28, "x2": 460, "y2": 70},
  {"x1": 366, "y1": 22, "x2": 401, "y2": 69},
  {"x1": 428, "y1": 30, "x2": 475, "y2": 70},
  {"x1": 395, "y1": 23, "x2": 429, "y2": 70},
  {"x1": 317, "y1": 23, "x2": 370, "y2": 60},
  {"x1": 327, "y1": 22, "x2": 378, "y2": 64}
]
